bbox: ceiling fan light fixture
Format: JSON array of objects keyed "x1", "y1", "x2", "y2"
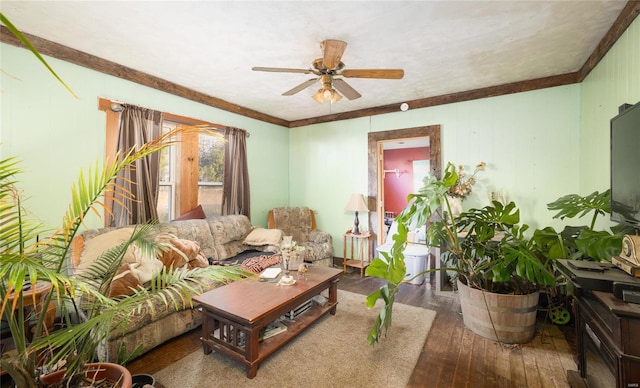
[
  {"x1": 330, "y1": 89, "x2": 342, "y2": 103},
  {"x1": 312, "y1": 89, "x2": 325, "y2": 104},
  {"x1": 312, "y1": 86, "x2": 342, "y2": 104},
  {"x1": 252, "y1": 39, "x2": 403, "y2": 103}
]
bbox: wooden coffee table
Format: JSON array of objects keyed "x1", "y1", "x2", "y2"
[{"x1": 194, "y1": 266, "x2": 341, "y2": 378}]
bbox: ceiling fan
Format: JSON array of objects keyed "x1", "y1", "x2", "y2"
[{"x1": 252, "y1": 39, "x2": 404, "y2": 104}]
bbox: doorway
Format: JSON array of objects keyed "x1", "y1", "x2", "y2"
[{"x1": 367, "y1": 125, "x2": 441, "y2": 245}]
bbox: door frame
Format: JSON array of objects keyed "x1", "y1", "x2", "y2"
[{"x1": 367, "y1": 125, "x2": 441, "y2": 245}]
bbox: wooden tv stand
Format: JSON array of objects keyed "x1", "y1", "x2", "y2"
[{"x1": 558, "y1": 260, "x2": 640, "y2": 387}]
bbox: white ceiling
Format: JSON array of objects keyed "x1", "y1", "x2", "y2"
[{"x1": 0, "y1": 1, "x2": 629, "y2": 122}]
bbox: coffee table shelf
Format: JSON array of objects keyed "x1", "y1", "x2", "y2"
[
  {"x1": 246, "y1": 300, "x2": 336, "y2": 362},
  {"x1": 195, "y1": 266, "x2": 341, "y2": 378}
]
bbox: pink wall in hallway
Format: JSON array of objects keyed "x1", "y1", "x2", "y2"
[{"x1": 383, "y1": 147, "x2": 429, "y2": 215}]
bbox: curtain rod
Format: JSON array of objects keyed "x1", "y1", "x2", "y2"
[{"x1": 98, "y1": 97, "x2": 250, "y2": 137}]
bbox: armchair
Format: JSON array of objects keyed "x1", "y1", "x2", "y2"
[{"x1": 267, "y1": 207, "x2": 334, "y2": 267}]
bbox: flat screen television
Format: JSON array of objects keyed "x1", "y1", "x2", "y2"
[{"x1": 610, "y1": 101, "x2": 640, "y2": 230}]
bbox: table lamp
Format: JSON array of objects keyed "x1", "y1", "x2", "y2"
[{"x1": 345, "y1": 193, "x2": 368, "y2": 235}]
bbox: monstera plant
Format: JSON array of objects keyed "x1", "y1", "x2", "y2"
[{"x1": 366, "y1": 162, "x2": 556, "y2": 345}]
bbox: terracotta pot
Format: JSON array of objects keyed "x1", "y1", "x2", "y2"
[
  {"x1": 457, "y1": 279, "x2": 539, "y2": 344},
  {"x1": 39, "y1": 362, "x2": 132, "y2": 387}
]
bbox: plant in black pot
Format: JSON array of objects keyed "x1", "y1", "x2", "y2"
[
  {"x1": 533, "y1": 189, "x2": 628, "y2": 263},
  {"x1": 366, "y1": 162, "x2": 556, "y2": 345}
]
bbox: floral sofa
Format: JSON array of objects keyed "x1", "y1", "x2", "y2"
[
  {"x1": 267, "y1": 207, "x2": 334, "y2": 267},
  {"x1": 69, "y1": 214, "x2": 282, "y2": 362}
]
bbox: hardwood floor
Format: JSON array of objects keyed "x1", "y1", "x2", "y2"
[{"x1": 128, "y1": 270, "x2": 578, "y2": 387}]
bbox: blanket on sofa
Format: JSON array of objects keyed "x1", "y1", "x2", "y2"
[{"x1": 210, "y1": 254, "x2": 282, "y2": 274}]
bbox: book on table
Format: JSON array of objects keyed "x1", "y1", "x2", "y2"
[
  {"x1": 260, "y1": 321, "x2": 287, "y2": 340},
  {"x1": 259, "y1": 267, "x2": 282, "y2": 279}
]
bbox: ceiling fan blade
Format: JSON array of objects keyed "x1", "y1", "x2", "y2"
[
  {"x1": 252, "y1": 66, "x2": 313, "y2": 74},
  {"x1": 282, "y1": 78, "x2": 319, "y2": 96},
  {"x1": 341, "y1": 69, "x2": 404, "y2": 79},
  {"x1": 332, "y1": 78, "x2": 361, "y2": 100},
  {"x1": 322, "y1": 39, "x2": 347, "y2": 70}
]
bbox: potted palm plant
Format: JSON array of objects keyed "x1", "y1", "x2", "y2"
[
  {"x1": 0, "y1": 127, "x2": 246, "y2": 387},
  {"x1": 1, "y1": 15, "x2": 246, "y2": 387},
  {"x1": 366, "y1": 162, "x2": 556, "y2": 345}
]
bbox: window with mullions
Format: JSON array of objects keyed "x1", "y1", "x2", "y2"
[
  {"x1": 156, "y1": 120, "x2": 224, "y2": 222},
  {"x1": 100, "y1": 98, "x2": 227, "y2": 224},
  {"x1": 197, "y1": 132, "x2": 225, "y2": 217},
  {"x1": 157, "y1": 121, "x2": 178, "y2": 222}
]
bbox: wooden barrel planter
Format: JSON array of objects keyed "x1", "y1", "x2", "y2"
[{"x1": 457, "y1": 279, "x2": 539, "y2": 344}]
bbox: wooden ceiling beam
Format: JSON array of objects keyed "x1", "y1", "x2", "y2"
[
  {"x1": 0, "y1": 26, "x2": 289, "y2": 128},
  {"x1": 577, "y1": 0, "x2": 640, "y2": 82},
  {"x1": 289, "y1": 73, "x2": 579, "y2": 127}
]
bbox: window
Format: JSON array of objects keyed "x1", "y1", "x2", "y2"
[
  {"x1": 157, "y1": 121, "x2": 178, "y2": 222},
  {"x1": 197, "y1": 132, "x2": 225, "y2": 218},
  {"x1": 100, "y1": 98, "x2": 226, "y2": 223},
  {"x1": 157, "y1": 119, "x2": 224, "y2": 222}
]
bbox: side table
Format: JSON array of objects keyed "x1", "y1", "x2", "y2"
[
  {"x1": 1, "y1": 282, "x2": 56, "y2": 377},
  {"x1": 343, "y1": 230, "x2": 372, "y2": 278},
  {"x1": 10, "y1": 282, "x2": 57, "y2": 339}
]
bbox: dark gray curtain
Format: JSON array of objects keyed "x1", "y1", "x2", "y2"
[
  {"x1": 221, "y1": 126, "x2": 250, "y2": 217},
  {"x1": 109, "y1": 105, "x2": 162, "y2": 226}
]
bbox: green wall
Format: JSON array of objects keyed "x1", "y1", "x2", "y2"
[
  {"x1": 294, "y1": 86, "x2": 581, "y2": 255},
  {"x1": 294, "y1": 16, "x2": 640, "y2": 257},
  {"x1": 580, "y1": 17, "x2": 640, "y2": 195},
  {"x1": 0, "y1": 43, "x2": 289, "y2": 230}
]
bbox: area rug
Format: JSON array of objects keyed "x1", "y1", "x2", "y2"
[{"x1": 154, "y1": 290, "x2": 436, "y2": 387}]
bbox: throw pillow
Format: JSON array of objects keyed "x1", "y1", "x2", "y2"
[
  {"x1": 157, "y1": 238, "x2": 200, "y2": 269},
  {"x1": 77, "y1": 227, "x2": 136, "y2": 274},
  {"x1": 243, "y1": 228, "x2": 283, "y2": 247},
  {"x1": 157, "y1": 245, "x2": 189, "y2": 269},
  {"x1": 172, "y1": 205, "x2": 206, "y2": 221},
  {"x1": 108, "y1": 263, "x2": 141, "y2": 297},
  {"x1": 188, "y1": 252, "x2": 209, "y2": 269},
  {"x1": 130, "y1": 247, "x2": 164, "y2": 284}
]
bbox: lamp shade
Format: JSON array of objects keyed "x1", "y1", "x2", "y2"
[{"x1": 345, "y1": 194, "x2": 368, "y2": 212}]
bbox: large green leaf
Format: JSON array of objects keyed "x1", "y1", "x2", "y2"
[
  {"x1": 575, "y1": 229, "x2": 623, "y2": 262},
  {"x1": 547, "y1": 190, "x2": 610, "y2": 230},
  {"x1": 0, "y1": 13, "x2": 78, "y2": 98},
  {"x1": 533, "y1": 226, "x2": 568, "y2": 260}
]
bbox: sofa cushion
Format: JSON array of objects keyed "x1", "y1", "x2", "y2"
[
  {"x1": 271, "y1": 207, "x2": 313, "y2": 244},
  {"x1": 107, "y1": 276, "x2": 221, "y2": 340},
  {"x1": 155, "y1": 220, "x2": 216, "y2": 259},
  {"x1": 207, "y1": 215, "x2": 253, "y2": 244},
  {"x1": 207, "y1": 215, "x2": 253, "y2": 260}
]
